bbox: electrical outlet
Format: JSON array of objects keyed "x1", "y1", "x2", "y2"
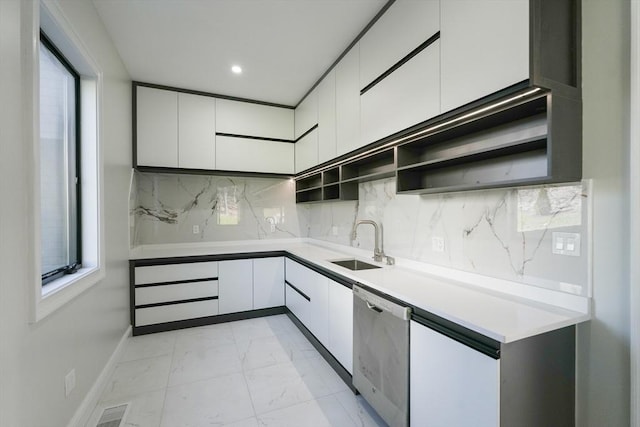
[
  {"x1": 431, "y1": 236, "x2": 445, "y2": 253},
  {"x1": 332, "y1": 226, "x2": 338, "y2": 236},
  {"x1": 552, "y1": 232, "x2": 581, "y2": 256},
  {"x1": 65, "y1": 369, "x2": 76, "y2": 397},
  {"x1": 192, "y1": 225, "x2": 200, "y2": 234}
]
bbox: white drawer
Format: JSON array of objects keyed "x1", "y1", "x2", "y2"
[
  {"x1": 135, "y1": 280, "x2": 219, "y2": 305},
  {"x1": 135, "y1": 299, "x2": 219, "y2": 326},
  {"x1": 135, "y1": 261, "x2": 219, "y2": 285},
  {"x1": 285, "y1": 259, "x2": 316, "y2": 297}
]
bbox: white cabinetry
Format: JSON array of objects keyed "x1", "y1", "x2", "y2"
[
  {"x1": 284, "y1": 259, "x2": 329, "y2": 345},
  {"x1": 136, "y1": 86, "x2": 178, "y2": 167},
  {"x1": 328, "y1": 280, "x2": 353, "y2": 373},
  {"x1": 216, "y1": 99, "x2": 294, "y2": 140},
  {"x1": 295, "y1": 88, "x2": 318, "y2": 139},
  {"x1": 216, "y1": 136, "x2": 294, "y2": 174},
  {"x1": 294, "y1": 128, "x2": 319, "y2": 173},
  {"x1": 440, "y1": 0, "x2": 529, "y2": 112},
  {"x1": 361, "y1": 41, "x2": 440, "y2": 145},
  {"x1": 318, "y1": 71, "x2": 337, "y2": 163},
  {"x1": 219, "y1": 259, "x2": 254, "y2": 314},
  {"x1": 178, "y1": 92, "x2": 216, "y2": 170},
  {"x1": 253, "y1": 257, "x2": 285, "y2": 309},
  {"x1": 335, "y1": 45, "x2": 361, "y2": 156},
  {"x1": 359, "y1": 0, "x2": 440, "y2": 88},
  {"x1": 410, "y1": 320, "x2": 499, "y2": 427}
]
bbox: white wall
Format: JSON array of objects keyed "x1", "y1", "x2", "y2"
[
  {"x1": 579, "y1": 0, "x2": 631, "y2": 425},
  {"x1": 0, "y1": 1, "x2": 131, "y2": 426}
]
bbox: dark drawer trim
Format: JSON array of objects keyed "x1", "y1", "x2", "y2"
[
  {"x1": 135, "y1": 295, "x2": 219, "y2": 310},
  {"x1": 285, "y1": 280, "x2": 311, "y2": 302},
  {"x1": 134, "y1": 277, "x2": 218, "y2": 288}
]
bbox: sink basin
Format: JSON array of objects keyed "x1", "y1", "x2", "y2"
[{"x1": 330, "y1": 259, "x2": 381, "y2": 271}]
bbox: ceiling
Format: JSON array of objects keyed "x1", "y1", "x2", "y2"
[{"x1": 93, "y1": 0, "x2": 388, "y2": 107}]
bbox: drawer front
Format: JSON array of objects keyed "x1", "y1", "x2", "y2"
[
  {"x1": 135, "y1": 299, "x2": 219, "y2": 326},
  {"x1": 135, "y1": 280, "x2": 219, "y2": 305},
  {"x1": 285, "y1": 258, "x2": 316, "y2": 297},
  {"x1": 135, "y1": 261, "x2": 219, "y2": 285},
  {"x1": 285, "y1": 281, "x2": 311, "y2": 325}
]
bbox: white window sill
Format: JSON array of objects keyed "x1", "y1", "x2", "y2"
[{"x1": 35, "y1": 265, "x2": 104, "y2": 322}]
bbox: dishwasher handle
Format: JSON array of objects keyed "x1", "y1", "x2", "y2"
[
  {"x1": 366, "y1": 301, "x2": 383, "y2": 313},
  {"x1": 354, "y1": 285, "x2": 412, "y2": 321}
]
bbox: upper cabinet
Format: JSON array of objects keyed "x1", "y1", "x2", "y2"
[
  {"x1": 134, "y1": 83, "x2": 295, "y2": 176},
  {"x1": 440, "y1": 0, "x2": 529, "y2": 112},
  {"x1": 216, "y1": 99, "x2": 293, "y2": 140},
  {"x1": 136, "y1": 86, "x2": 179, "y2": 168},
  {"x1": 178, "y1": 92, "x2": 216, "y2": 170},
  {"x1": 294, "y1": 88, "x2": 318, "y2": 139},
  {"x1": 335, "y1": 44, "x2": 361, "y2": 156},
  {"x1": 318, "y1": 70, "x2": 337, "y2": 164}
]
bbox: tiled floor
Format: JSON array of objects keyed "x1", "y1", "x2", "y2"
[{"x1": 86, "y1": 314, "x2": 387, "y2": 427}]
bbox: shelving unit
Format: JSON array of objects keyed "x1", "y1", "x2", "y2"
[{"x1": 397, "y1": 94, "x2": 552, "y2": 193}]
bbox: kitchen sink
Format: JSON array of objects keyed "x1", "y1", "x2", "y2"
[{"x1": 330, "y1": 259, "x2": 381, "y2": 271}]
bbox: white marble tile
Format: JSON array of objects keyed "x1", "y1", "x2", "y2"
[
  {"x1": 256, "y1": 395, "x2": 357, "y2": 427},
  {"x1": 223, "y1": 417, "x2": 260, "y2": 427},
  {"x1": 244, "y1": 360, "x2": 334, "y2": 415},
  {"x1": 173, "y1": 322, "x2": 235, "y2": 352},
  {"x1": 100, "y1": 355, "x2": 172, "y2": 402},
  {"x1": 120, "y1": 331, "x2": 176, "y2": 363},
  {"x1": 296, "y1": 355, "x2": 350, "y2": 395},
  {"x1": 235, "y1": 334, "x2": 298, "y2": 371},
  {"x1": 161, "y1": 373, "x2": 255, "y2": 427},
  {"x1": 168, "y1": 342, "x2": 242, "y2": 387},
  {"x1": 86, "y1": 389, "x2": 166, "y2": 427},
  {"x1": 334, "y1": 390, "x2": 388, "y2": 427},
  {"x1": 230, "y1": 317, "x2": 281, "y2": 341}
]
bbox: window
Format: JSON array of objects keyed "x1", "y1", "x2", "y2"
[{"x1": 39, "y1": 31, "x2": 81, "y2": 285}]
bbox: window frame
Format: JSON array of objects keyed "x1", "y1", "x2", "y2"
[{"x1": 39, "y1": 30, "x2": 83, "y2": 285}]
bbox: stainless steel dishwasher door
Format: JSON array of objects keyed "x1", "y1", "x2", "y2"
[{"x1": 353, "y1": 285, "x2": 411, "y2": 427}]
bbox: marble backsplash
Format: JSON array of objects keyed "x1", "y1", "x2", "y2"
[
  {"x1": 131, "y1": 172, "x2": 304, "y2": 245},
  {"x1": 299, "y1": 178, "x2": 590, "y2": 296},
  {"x1": 131, "y1": 171, "x2": 590, "y2": 296}
]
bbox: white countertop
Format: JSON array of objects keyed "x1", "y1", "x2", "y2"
[{"x1": 130, "y1": 239, "x2": 591, "y2": 343}]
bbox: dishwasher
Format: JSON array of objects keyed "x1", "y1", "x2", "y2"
[{"x1": 353, "y1": 284, "x2": 411, "y2": 427}]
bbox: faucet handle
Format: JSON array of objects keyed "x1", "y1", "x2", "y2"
[{"x1": 385, "y1": 255, "x2": 395, "y2": 266}]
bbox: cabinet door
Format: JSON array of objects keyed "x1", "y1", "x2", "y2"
[
  {"x1": 294, "y1": 127, "x2": 319, "y2": 173},
  {"x1": 218, "y1": 259, "x2": 253, "y2": 314},
  {"x1": 136, "y1": 86, "x2": 178, "y2": 167},
  {"x1": 335, "y1": 44, "x2": 361, "y2": 156},
  {"x1": 178, "y1": 93, "x2": 216, "y2": 170},
  {"x1": 253, "y1": 257, "x2": 284, "y2": 309},
  {"x1": 328, "y1": 280, "x2": 353, "y2": 374},
  {"x1": 440, "y1": 0, "x2": 529, "y2": 112},
  {"x1": 359, "y1": 0, "x2": 440, "y2": 88},
  {"x1": 318, "y1": 70, "x2": 337, "y2": 164},
  {"x1": 216, "y1": 135, "x2": 294, "y2": 174},
  {"x1": 295, "y1": 87, "x2": 318, "y2": 139},
  {"x1": 410, "y1": 320, "x2": 499, "y2": 427},
  {"x1": 216, "y1": 99, "x2": 294, "y2": 140},
  {"x1": 361, "y1": 41, "x2": 440, "y2": 146}
]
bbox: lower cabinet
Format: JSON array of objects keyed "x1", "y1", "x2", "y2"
[
  {"x1": 253, "y1": 257, "x2": 285, "y2": 309},
  {"x1": 284, "y1": 258, "x2": 329, "y2": 345},
  {"x1": 410, "y1": 319, "x2": 575, "y2": 427},
  {"x1": 218, "y1": 259, "x2": 254, "y2": 314},
  {"x1": 328, "y1": 279, "x2": 353, "y2": 374},
  {"x1": 410, "y1": 320, "x2": 499, "y2": 427}
]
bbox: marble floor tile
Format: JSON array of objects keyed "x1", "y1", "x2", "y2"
[
  {"x1": 256, "y1": 395, "x2": 356, "y2": 427},
  {"x1": 85, "y1": 388, "x2": 166, "y2": 427},
  {"x1": 173, "y1": 322, "x2": 235, "y2": 352},
  {"x1": 230, "y1": 317, "x2": 279, "y2": 341},
  {"x1": 297, "y1": 355, "x2": 351, "y2": 395},
  {"x1": 161, "y1": 373, "x2": 255, "y2": 427},
  {"x1": 244, "y1": 360, "x2": 335, "y2": 415},
  {"x1": 235, "y1": 333, "x2": 304, "y2": 371},
  {"x1": 100, "y1": 355, "x2": 171, "y2": 402},
  {"x1": 334, "y1": 390, "x2": 389, "y2": 427},
  {"x1": 223, "y1": 416, "x2": 260, "y2": 427},
  {"x1": 119, "y1": 331, "x2": 176, "y2": 363},
  {"x1": 168, "y1": 342, "x2": 242, "y2": 387}
]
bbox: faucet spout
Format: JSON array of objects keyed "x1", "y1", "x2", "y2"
[{"x1": 353, "y1": 220, "x2": 384, "y2": 262}]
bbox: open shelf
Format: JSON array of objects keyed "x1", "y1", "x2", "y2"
[
  {"x1": 323, "y1": 183, "x2": 341, "y2": 201},
  {"x1": 323, "y1": 167, "x2": 340, "y2": 185},
  {"x1": 295, "y1": 187, "x2": 323, "y2": 203},
  {"x1": 341, "y1": 150, "x2": 395, "y2": 182},
  {"x1": 296, "y1": 173, "x2": 322, "y2": 191}
]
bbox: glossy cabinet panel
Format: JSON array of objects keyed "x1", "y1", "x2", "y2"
[{"x1": 136, "y1": 86, "x2": 178, "y2": 167}]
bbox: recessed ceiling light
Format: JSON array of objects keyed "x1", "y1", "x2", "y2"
[{"x1": 231, "y1": 65, "x2": 242, "y2": 74}]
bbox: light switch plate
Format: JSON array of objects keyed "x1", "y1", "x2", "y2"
[
  {"x1": 432, "y1": 236, "x2": 445, "y2": 253},
  {"x1": 552, "y1": 232, "x2": 581, "y2": 256}
]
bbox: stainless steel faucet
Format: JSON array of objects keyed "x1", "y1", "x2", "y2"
[{"x1": 352, "y1": 220, "x2": 385, "y2": 262}]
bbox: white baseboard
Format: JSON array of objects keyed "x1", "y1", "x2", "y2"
[{"x1": 67, "y1": 325, "x2": 131, "y2": 427}]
